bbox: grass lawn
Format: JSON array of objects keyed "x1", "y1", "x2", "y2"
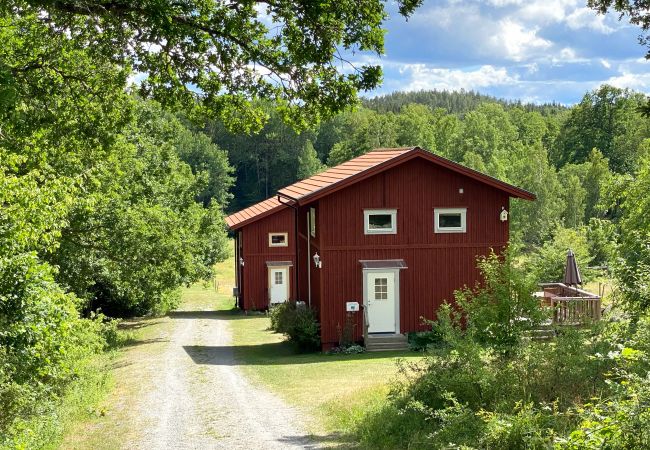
[{"x1": 210, "y1": 249, "x2": 422, "y2": 438}]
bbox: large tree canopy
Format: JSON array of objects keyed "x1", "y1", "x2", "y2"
[{"x1": 4, "y1": 0, "x2": 422, "y2": 131}]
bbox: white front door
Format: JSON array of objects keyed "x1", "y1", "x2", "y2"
[
  {"x1": 365, "y1": 271, "x2": 398, "y2": 333},
  {"x1": 269, "y1": 267, "x2": 289, "y2": 304}
]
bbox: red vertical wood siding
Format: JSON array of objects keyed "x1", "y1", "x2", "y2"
[
  {"x1": 240, "y1": 207, "x2": 296, "y2": 310},
  {"x1": 317, "y1": 158, "x2": 511, "y2": 346}
]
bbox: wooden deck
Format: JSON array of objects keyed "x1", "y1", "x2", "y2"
[{"x1": 538, "y1": 283, "x2": 602, "y2": 325}]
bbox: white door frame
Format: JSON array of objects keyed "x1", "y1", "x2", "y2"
[
  {"x1": 268, "y1": 266, "x2": 290, "y2": 304},
  {"x1": 362, "y1": 268, "x2": 400, "y2": 333}
]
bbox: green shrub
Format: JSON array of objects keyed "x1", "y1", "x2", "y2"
[
  {"x1": 350, "y1": 250, "x2": 647, "y2": 449},
  {"x1": 407, "y1": 329, "x2": 444, "y2": 351},
  {"x1": 455, "y1": 248, "x2": 545, "y2": 351},
  {"x1": 0, "y1": 254, "x2": 106, "y2": 446},
  {"x1": 269, "y1": 302, "x2": 320, "y2": 351}
]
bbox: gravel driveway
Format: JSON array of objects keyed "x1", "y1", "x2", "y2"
[{"x1": 128, "y1": 308, "x2": 316, "y2": 449}]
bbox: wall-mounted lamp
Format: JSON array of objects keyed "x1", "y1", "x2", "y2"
[
  {"x1": 500, "y1": 207, "x2": 509, "y2": 222},
  {"x1": 313, "y1": 252, "x2": 322, "y2": 269},
  {"x1": 239, "y1": 257, "x2": 245, "y2": 267}
]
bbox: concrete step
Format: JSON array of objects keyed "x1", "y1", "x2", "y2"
[
  {"x1": 365, "y1": 334, "x2": 409, "y2": 352},
  {"x1": 366, "y1": 334, "x2": 407, "y2": 342}
]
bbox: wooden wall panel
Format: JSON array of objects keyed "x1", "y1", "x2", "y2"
[
  {"x1": 240, "y1": 207, "x2": 296, "y2": 310},
  {"x1": 315, "y1": 157, "x2": 511, "y2": 347}
]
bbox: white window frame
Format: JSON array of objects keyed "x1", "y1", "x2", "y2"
[
  {"x1": 268, "y1": 232, "x2": 288, "y2": 247},
  {"x1": 364, "y1": 209, "x2": 397, "y2": 235},
  {"x1": 434, "y1": 208, "x2": 467, "y2": 234}
]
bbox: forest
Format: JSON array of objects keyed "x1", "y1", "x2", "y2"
[{"x1": 2, "y1": 0, "x2": 650, "y2": 447}]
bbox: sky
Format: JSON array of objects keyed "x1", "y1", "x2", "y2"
[{"x1": 356, "y1": 0, "x2": 650, "y2": 104}]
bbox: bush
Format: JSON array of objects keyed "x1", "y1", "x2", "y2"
[
  {"x1": 454, "y1": 248, "x2": 545, "y2": 350},
  {"x1": 269, "y1": 302, "x2": 320, "y2": 351},
  {"x1": 350, "y1": 250, "x2": 650, "y2": 449},
  {"x1": 0, "y1": 254, "x2": 106, "y2": 445},
  {"x1": 327, "y1": 344, "x2": 365, "y2": 355}
]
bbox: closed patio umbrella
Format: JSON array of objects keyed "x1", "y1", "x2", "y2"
[{"x1": 563, "y1": 249, "x2": 582, "y2": 287}]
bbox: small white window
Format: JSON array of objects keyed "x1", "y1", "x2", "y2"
[
  {"x1": 364, "y1": 209, "x2": 397, "y2": 235},
  {"x1": 309, "y1": 207, "x2": 316, "y2": 238},
  {"x1": 374, "y1": 277, "x2": 388, "y2": 300},
  {"x1": 268, "y1": 232, "x2": 288, "y2": 247},
  {"x1": 434, "y1": 208, "x2": 467, "y2": 233},
  {"x1": 274, "y1": 271, "x2": 283, "y2": 285}
]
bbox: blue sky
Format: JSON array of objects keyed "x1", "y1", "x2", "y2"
[{"x1": 356, "y1": 0, "x2": 650, "y2": 104}]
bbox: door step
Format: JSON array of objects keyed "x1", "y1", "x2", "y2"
[{"x1": 365, "y1": 334, "x2": 409, "y2": 352}]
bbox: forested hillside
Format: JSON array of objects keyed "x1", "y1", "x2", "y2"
[{"x1": 361, "y1": 89, "x2": 567, "y2": 115}]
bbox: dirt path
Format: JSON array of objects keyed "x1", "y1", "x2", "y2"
[{"x1": 99, "y1": 306, "x2": 315, "y2": 450}]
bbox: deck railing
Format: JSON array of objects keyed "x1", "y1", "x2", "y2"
[{"x1": 539, "y1": 283, "x2": 602, "y2": 325}]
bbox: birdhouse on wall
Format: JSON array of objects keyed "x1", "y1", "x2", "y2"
[{"x1": 500, "y1": 208, "x2": 508, "y2": 222}]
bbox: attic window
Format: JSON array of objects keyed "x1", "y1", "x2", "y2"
[
  {"x1": 364, "y1": 209, "x2": 397, "y2": 235},
  {"x1": 268, "y1": 232, "x2": 288, "y2": 247},
  {"x1": 434, "y1": 208, "x2": 467, "y2": 233}
]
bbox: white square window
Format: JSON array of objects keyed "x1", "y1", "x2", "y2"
[
  {"x1": 434, "y1": 208, "x2": 467, "y2": 233},
  {"x1": 268, "y1": 232, "x2": 288, "y2": 247},
  {"x1": 364, "y1": 209, "x2": 397, "y2": 235},
  {"x1": 374, "y1": 277, "x2": 388, "y2": 300}
]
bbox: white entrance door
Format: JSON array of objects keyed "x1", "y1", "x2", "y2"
[
  {"x1": 365, "y1": 271, "x2": 397, "y2": 333},
  {"x1": 269, "y1": 267, "x2": 289, "y2": 304}
]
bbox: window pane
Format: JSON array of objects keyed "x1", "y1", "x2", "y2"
[
  {"x1": 368, "y1": 214, "x2": 393, "y2": 229},
  {"x1": 374, "y1": 278, "x2": 388, "y2": 300},
  {"x1": 439, "y1": 213, "x2": 462, "y2": 228},
  {"x1": 271, "y1": 234, "x2": 286, "y2": 244},
  {"x1": 275, "y1": 272, "x2": 283, "y2": 284}
]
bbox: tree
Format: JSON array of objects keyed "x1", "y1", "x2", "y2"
[
  {"x1": 297, "y1": 140, "x2": 325, "y2": 179},
  {"x1": 5, "y1": 0, "x2": 423, "y2": 131},
  {"x1": 49, "y1": 101, "x2": 231, "y2": 316},
  {"x1": 616, "y1": 154, "x2": 650, "y2": 312},
  {"x1": 553, "y1": 85, "x2": 649, "y2": 172}
]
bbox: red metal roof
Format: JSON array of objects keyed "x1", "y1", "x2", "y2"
[
  {"x1": 225, "y1": 196, "x2": 284, "y2": 229},
  {"x1": 225, "y1": 147, "x2": 535, "y2": 229}
]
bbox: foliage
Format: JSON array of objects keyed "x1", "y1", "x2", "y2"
[
  {"x1": 453, "y1": 249, "x2": 544, "y2": 350},
  {"x1": 407, "y1": 328, "x2": 445, "y2": 352},
  {"x1": 6, "y1": 0, "x2": 423, "y2": 131},
  {"x1": 48, "y1": 100, "x2": 231, "y2": 316},
  {"x1": 297, "y1": 140, "x2": 326, "y2": 179},
  {"x1": 616, "y1": 154, "x2": 650, "y2": 312},
  {"x1": 0, "y1": 254, "x2": 106, "y2": 443},
  {"x1": 269, "y1": 302, "x2": 321, "y2": 351},
  {"x1": 553, "y1": 85, "x2": 650, "y2": 172},
  {"x1": 327, "y1": 344, "x2": 366, "y2": 355},
  {"x1": 528, "y1": 225, "x2": 594, "y2": 284},
  {"x1": 353, "y1": 259, "x2": 650, "y2": 449}
]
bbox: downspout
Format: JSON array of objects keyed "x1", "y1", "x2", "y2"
[
  {"x1": 306, "y1": 210, "x2": 311, "y2": 307},
  {"x1": 277, "y1": 192, "x2": 299, "y2": 303}
]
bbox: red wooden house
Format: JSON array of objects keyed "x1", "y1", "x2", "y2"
[{"x1": 225, "y1": 147, "x2": 535, "y2": 350}]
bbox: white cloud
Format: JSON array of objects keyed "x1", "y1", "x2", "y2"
[
  {"x1": 605, "y1": 71, "x2": 650, "y2": 91},
  {"x1": 397, "y1": 64, "x2": 517, "y2": 92},
  {"x1": 489, "y1": 19, "x2": 552, "y2": 61},
  {"x1": 600, "y1": 59, "x2": 612, "y2": 69},
  {"x1": 516, "y1": 0, "x2": 580, "y2": 24},
  {"x1": 565, "y1": 7, "x2": 614, "y2": 33}
]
